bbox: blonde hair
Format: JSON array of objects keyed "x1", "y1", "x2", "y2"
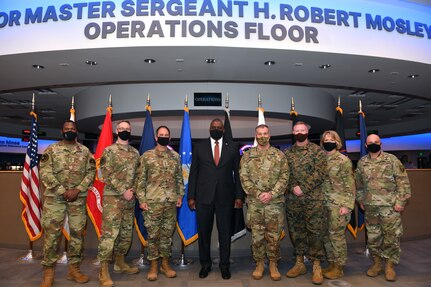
[{"x1": 320, "y1": 130, "x2": 342, "y2": 150}]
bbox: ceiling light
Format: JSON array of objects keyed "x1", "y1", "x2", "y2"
[
  {"x1": 32, "y1": 64, "x2": 45, "y2": 69},
  {"x1": 144, "y1": 59, "x2": 156, "y2": 64},
  {"x1": 294, "y1": 63, "x2": 303, "y2": 66},
  {"x1": 205, "y1": 58, "x2": 216, "y2": 64},
  {"x1": 176, "y1": 59, "x2": 184, "y2": 63},
  {"x1": 264, "y1": 61, "x2": 275, "y2": 66},
  {"x1": 390, "y1": 71, "x2": 399, "y2": 76},
  {"x1": 319, "y1": 64, "x2": 331, "y2": 69},
  {"x1": 408, "y1": 74, "x2": 419, "y2": 78},
  {"x1": 368, "y1": 69, "x2": 380, "y2": 73},
  {"x1": 85, "y1": 60, "x2": 97, "y2": 66},
  {"x1": 177, "y1": 68, "x2": 183, "y2": 72}
]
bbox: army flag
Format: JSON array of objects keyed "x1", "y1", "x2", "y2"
[
  {"x1": 134, "y1": 105, "x2": 156, "y2": 246},
  {"x1": 87, "y1": 104, "x2": 113, "y2": 238},
  {"x1": 357, "y1": 105, "x2": 368, "y2": 232},
  {"x1": 176, "y1": 104, "x2": 198, "y2": 246},
  {"x1": 224, "y1": 109, "x2": 246, "y2": 242},
  {"x1": 19, "y1": 110, "x2": 42, "y2": 241}
]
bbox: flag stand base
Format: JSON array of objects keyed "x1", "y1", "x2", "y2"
[
  {"x1": 173, "y1": 254, "x2": 193, "y2": 268},
  {"x1": 57, "y1": 252, "x2": 68, "y2": 264},
  {"x1": 133, "y1": 253, "x2": 150, "y2": 268},
  {"x1": 18, "y1": 250, "x2": 37, "y2": 262}
]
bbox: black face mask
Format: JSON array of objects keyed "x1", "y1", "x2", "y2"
[
  {"x1": 63, "y1": 131, "x2": 77, "y2": 141},
  {"x1": 118, "y1": 131, "x2": 131, "y2": 141},
  {"x1": 323, "y1": 142, "x2": 337, "y2": 152},
  {"x1": 367, "y1": 143, "x2": 381, "y2": 153},
  {"x1": 210, "y1": 129, "x2": 223, "y2": 140},
  {"x1": 294, "y1": 133, "x2": 308, "y2": 142},
  {"x1": 157, "y1": 137, "x2": 170, "y2": 146}
]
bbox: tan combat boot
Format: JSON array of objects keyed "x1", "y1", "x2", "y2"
[
  {"x1": 113, "y1": 254, "x2": 139, "y2": 274},
  {"x1": 323, "y1": 263, "x2": 344, "y2": 279},
  {"x1": 286, "y1": 256, "x2": 307, "y2": 278},
  {"x1": 160, "y1": 257, "x2": 176, "y2": 278},
  {"x1": 147, "y1": 259, "x2": 158, "y2": 281},
  {"x1": 312, "y1": 260, "x2": 323, "y2": 285},
  {"x1": 322, "y1": 261, "x2": 335, "y2": 274},
  {"x1": 67, "y1": 263, "x2": 90, "y2": 283},
  {"x1": 252, "y1": 260, "x2": 264, "y2": 280},
  {"x1": 385, "y1": 261, "x2": 397, "y2": 282},
  {"x1": 98, "y1": 261, "x2": 113, "y2": 287},
  {"x1": 269, "y1": 260, "x2": 281, "y2": 281},
  {"x1": 40, "y1": 267, "x2": 55, "y2": 287},
  {"x1": 367, "y1": 256, "x2": 383, "y2": 277}
]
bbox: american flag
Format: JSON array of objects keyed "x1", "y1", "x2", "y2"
[{"x1": 19, "y1": 111, "x2": 42, "y2": 241}]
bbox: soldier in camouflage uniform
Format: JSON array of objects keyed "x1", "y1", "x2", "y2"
[
  {"x1": 97, "y1": 120, "x2": 140, "y2": 287},
  {"x1": 356, "y1": 134, "x2": 411, "y2": 282},
  {"x1": 39, "y1": 120, "x2": 96, "y2": 287},
  {"x1": 284, "y1": 121, "x2": 327, "y2": 285},
  {"x1": 135, "y1": 125, "x2": 184, "y2": 281},
  {"x1": 240, "y1": 124, "x2": 289, "y2": 281},
  {"x1": 320, "y1": 130, "x2": 355, "y2": 279}
]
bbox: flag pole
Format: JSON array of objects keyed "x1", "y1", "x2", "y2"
[
  {"x1": 173, "y1": 95, "x2": 194, "y2": 268},
  {"x1": 19, "y1": 93, "x2": 39, "y2": 263}
]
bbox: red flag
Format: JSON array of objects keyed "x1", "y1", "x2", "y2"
[
  {"x1": 87, "y1": 106, "x2": 113, "y2": 238},
  {"x1": 19, "y1": 111, "x2": 42, "y2": 241}
]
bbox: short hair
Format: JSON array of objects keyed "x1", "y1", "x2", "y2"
[
  {"x1": 320, "y1": 130, "x2": 342, "y2": 150},
  {"x1": 156, "y1": 125, "x2": 170, "y2": 136},
  {"x1": 63, "y1": 120, "x2": 77, "y2": 128},
  {"x1": 116, "y1": 120, "x2": 131, "y2": 129},
  {"x1": 210, "y1": 118, "x2": 224, "y2": 128},
  {"x1": 293, "y1": 121, "x2": 309, "y2": 130},
  {"x1": 255, "y1": 124, "x2": 270, "y2": 132}
]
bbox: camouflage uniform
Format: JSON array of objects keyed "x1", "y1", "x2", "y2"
[
  {"x1": 97, "y1": 143, "x2": 140, "y2": 262},
  {"x1": 284, "y1": 142, "x2": 327, "y2": 260},
  {"x1": 356, "y1": 152, "x2": 411, "y2": 264},
  {"x1": 322, "y1": 151, "x2": 355, "y2": 266},
  {"x1": 39, "y1": 141, "x2": 96, "y2": 267},
  {"x1": 135, "y1": 148, "x2": 184, "y2": 261},
  {"x1": 240, "y1": 146, "x2": 289, "y2": 261}
]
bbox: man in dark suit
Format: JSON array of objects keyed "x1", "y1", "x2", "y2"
[{"x1": 188, "y1": 118, "x2": 244, "y2": 280}]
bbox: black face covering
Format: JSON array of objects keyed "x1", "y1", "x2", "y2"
[
  {"x1": 323, "y1": 142, "x2": 337, "y2": 152},
  {"x1": 63, "y1": 131, "x2": 77, "y2": 141},
  {"x1": 210, "y1": 129, "x2": 223, "y2": 140},
  {"x1": 157, "y1": 137, "x2": 170, "y2": 146},
  {"x1": 118, "y1": 131, "x2": 131, "y2": 141},
  {"x1": 367, "y1": 143, "x2": 381, "y2": 153},
  {"x1": 294, "y1": 133, "x2": 308, "y2": 142}
]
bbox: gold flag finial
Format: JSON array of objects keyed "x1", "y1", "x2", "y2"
[
  {"x1": 359, "y1": 99, "x2": 363, "y2": 113},
  {"x1": 258, "y1": 94, "x2": 262, "y2": 108},
  {"x1": 32, "y1": 93, "x2": 35, "y2": 111},
  {"x1": 225, "y1": 93, "x2": 229, "y2": 109},
  {"x1": 338, "y1": 96, "x2": 341, "y2": 107},
  {"x1": 147, "y1": 93, "x2": 150, "y2": 106},
  {"x1": 71, "y1": 96, "x2": 75, "y2": 109},
  {"x1": 291, "y1": 97, "x2": 295, "y2": 111},
  {"x1": 109, "y1": 94, "x2": 112, "y2": 107},
  {"x1": 185, "y1": 94, "x2": 188, "y2": 107}
]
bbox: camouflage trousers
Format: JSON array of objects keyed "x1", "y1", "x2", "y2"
[
  {"x1": 98, "y1": 195, "x2": 135, "y2": 262},
  {"x1": 323, "y1": 205, "x2": 351, "y2": 266},
  {"x1": 365, "y1": 205, "x2": 403, "y2": 264},
  {"x1": 143, "y1": 202, "x2": 177, "y2": 261},
  {"x1": 41, "y1": 196, "x2": 87, "y2": 267},
  {"x1": 247, "y1": 201, "x2": 284, "y2": 261},
  {"x1": 286, "y1": 199, "x2": 327, "y2": 260}
]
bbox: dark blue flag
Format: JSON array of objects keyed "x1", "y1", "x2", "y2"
[
  {"x1": 134, "y1": 106, "x2": 156, "y2": 245},
  {"x1": 358, "y1": 110, "x2": 368, "y2": 232}
]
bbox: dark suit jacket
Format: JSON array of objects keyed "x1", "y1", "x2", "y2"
[{"x1": 188, "y1": 138, "x2": 244, "y2": 205}]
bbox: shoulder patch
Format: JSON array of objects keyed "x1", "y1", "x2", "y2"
[{"x1": 41, "y1": 154, "x2": 49, "y2": 162}]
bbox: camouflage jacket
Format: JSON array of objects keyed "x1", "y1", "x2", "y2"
[
  {"x1": 356, "y1": 151, "x2": 411, "y2": 207},
  {"x1": 240, "y1": 146, "x2": 289, "y2": 204},
  {"x1": 135, "y1": 148, "x2": 184, "y2": 203},
  {"x1": 322, "y1": 151, "x2": 355, "y2": 210},
  {"x1": 284, "y1": 141, "x2": 327, "y2": 201},
  {"x1": 100, "y1": 143, "x2": 140, "y2": 196},
  {"x1": 40, "y1": 141, "x2": 95, "y2": 197}
]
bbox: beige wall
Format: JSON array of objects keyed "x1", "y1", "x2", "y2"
[{"x1": 1, "y1": 170, "x2": 430, "y2": 256}]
